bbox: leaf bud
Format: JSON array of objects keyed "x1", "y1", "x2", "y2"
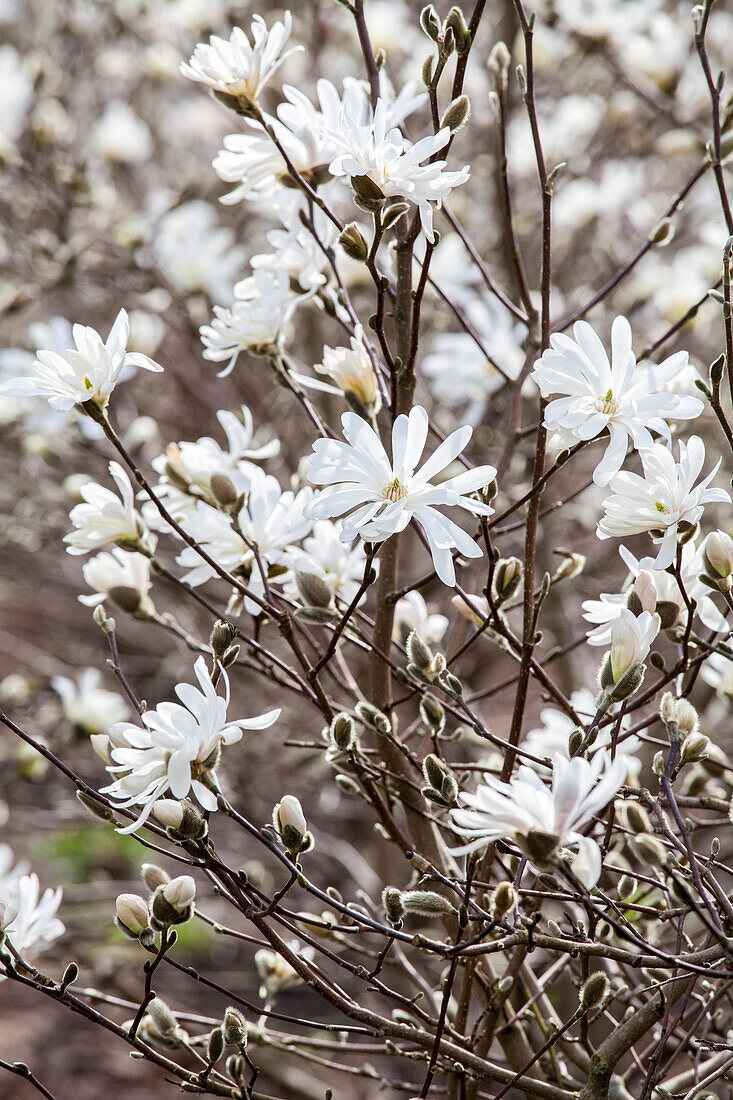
[
  {"x1": 295, "y1": 571, "x2": 334, "y2": 610},
  {"x1": 419, "y1": 692, "x2": 445, "y2": 732},
  {"x1": 488, "y1": 41, "x2": 511, "y2": 93},
  {"x1": 207, "y1": 1027, "x2": 224, "y2": 1065},
  {"x1": 350, "y1": 173, "x2": 385, "y2": 212},
  {"x1": 493, "y1": 557, "x2": 523, "y2": 604},
  {"x1": 445, "y1": 6, "x2": 470, "y2": 54},
  {"x1": 407, "y1": 630, "x2": 434, "y2": 671},
  {"x1": 440, "y1": 95, "x2": 471, "y2": 134},
  {"x1": 420, "y1": 4, "x2": 441, "y2": 41},
  {"x1": 680, "y1": 733, "x2": 709, "y2": 765},
  {"x1": 338, "y1": 222, "x2": 368, "y2": 262}
]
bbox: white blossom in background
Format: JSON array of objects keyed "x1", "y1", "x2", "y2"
[
  {"x1": 178, "y1": 468, "x2": 313, "y2": 608},
  {"x1": 306, "y1": 405, "x2": 496, "y2": 586},
  {"x1": 451, "y1": 591, "x2": 490, "y2": 627},
  {"x1": 597, "y1": 436, "x2": 730, "y2": 569},
  {"x1": 214, "y1": 118, "x2": 334, "y2": 205},
  {"x1": 0, "y1": 309, "x2": 162, "y2": 411},
  {"x1": 80, "y1": 548, "x2": 153, "y2": 611},
  {"x1": 394, "y1": 591, "x2": 449, "y2": 645},
  {"x1": 582, "y1": 542, "x2": 727, "y2": 643},
  {"x1": 101, "y1": 656, "x2": 280, "y2": 832},
  {"x1": 180, "y1": 13, "x2": 300, "y2": 113},
  {"x1": 423, "y1": 297, "x2": 525, "y2": 423},
  {"x1": 450, "y1": 751, "x2": 630, "y2": 887},
  {"x1": 311, "y1": 328, "x2": 381, "y2": 419},
  {"x1": 523, "y1": 688, "x2": 642, "y2": 779},
  {"x1": 0, "y1": 43, "x2": 32, "y2": 158},
  {"x1": 201, "y1": 270, "x2": 310, "y2": 375},
  {"x1": 322, "y1": 98, "x2": 469, "y2": 241},
  {"x1": 91, "y1": 100, "x2": 153, "y2": 164},
  {"x1": 0, "y1": 845, "x2": 63, "y2": 965},
  {"x1": 64, "y1": 461, "x2": 150, "y2": 555},
  {"x1": 52, "y1": 668, "x2": 129, "y2": 735},
  {"x1": 153, "y1": 201, "x2": 246, "y2": 304},
  {"x1": 255, "y1": 938, "x2": 315, "y2": 999},
  {"x1": 702, "y1": 652, "x2": 733, "y2": 700},
  {"x1": 250, "y1": 208, "x2": 335, "y2": 295},
  {"x1": 285, "y1": 520, "x2": 373, "y2": 605},
  {"x1": 531, "y1": 317, "x2": 703, "y2": 486}
]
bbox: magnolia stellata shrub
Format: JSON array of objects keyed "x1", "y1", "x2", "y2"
[{"x1": 2, "y1": 1, "x2": 733, "y2": 1099}]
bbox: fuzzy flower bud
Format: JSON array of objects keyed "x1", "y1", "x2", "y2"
[
  {"x1": 115, "y1": 893, "x2": 150, "y2": 937},
  {"x1": 494, "y1": 557, "x2": 522, "y2": 604},
  {"x1": 154, "y1": 799, "x2": 208, "y2": 841},
  {"x1": 273, "y1": 795, "x2": 312, "y2": 856},
  {"x1": 295, "y1": 571, "x2": 334, "y2": 610},
  {"x1": 703, "y1": 530, "x2": 733, "y2": 589},
  {"x1": 338, "y1": 223, "x2": 368, "y2": 262},
  {"x1": 141, "y1": 863, "x2": 170, "y2": 891},
  {"x1": 400, "y1": 890, "x2": 457, "y2": 918},
  {"x1": 164, "y1": 875, "x2": 196, "y2": 912},
  {"x1": 491, "y1": 882, "x2": 517, "y2": 919},
  {"x1": 223, "y1": 1007, "x2": 247, "y2": 1048},
  {"x1": 355, "y1": 701, "x2": 392, "y2": 736},
  {"x1": 581, "y1": 972, "x2": 609, "y2": 1009},
  {"x1": 382, "y1": 886, "x2": 405, "y2": 925},
  {"x1": 328, "y1": 713, "x2": 356, "y2": 753},
  {"x1": 421, "y1": 753, "x2": 458, "y2": 806}
]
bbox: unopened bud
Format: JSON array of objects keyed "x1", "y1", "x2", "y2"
[
  {"x1": 420, "y1": 3, "x2": 441, "y2": 41},
  {"x1": 338, "y1": 223, "x2": 368, "y2": 262},
  {"x1": 210, "y1": 620, "x2": 236, "y2": 659},
  {"x1": 329, "y1": 713, "x2": 356, "y2": 752},
  {"x1": 581, "y1": 972, "x2": 609, "y2": 1009},
  {"x1": 681, "y1": 734, "x2": 709, "y2": 765},
  {"x1": 295, "y1": 571, "x2": 334, "y2": 610},
  {"x1": 625, "y1": 803, "x2": 652, "y2": 834},
  {"x1": 400, "y1": 890, "x2": 457, "y2": 918},
  {"x1": 76, "y1": 788, "x2": 117, "y2": 822},
  {"x1": 421, "y1": 753, "x2": 458, "y2": 806},
  {"x1": 659, "y1": 692, "x2": 676, "y2": 726},
  {"x1": 626, "y1": 571, "x2": 657, "y2": 616},
  {"x1": 608, "y1": 663, "x2": 645, "y2": 702},
  {"x1": 163, "y1": 875, "x2": 196, "y2": 912},
  {"x1": 141, "y1": 863, "x2": 170, "y2": 891},
  {"x1": 154, "y1": 799, "x2": 208, "y2": 841},
  {"x1": 148, "y1": 996, "x2": 178, "y2": 1037},
  {"x1": 273, "y1": 795, "x2": 312, "y2": 855},
  {"x1": 632, "y1": 834, "x2": 666, "y2": 868},
  {"x1": 355, "y1": 701, "x2": 392, "y2": 736},
  {"x1": 115, "y1": 893, "x2": 150, "y2": 937},
  {"x1": 675, "y1": 699, "x2": 698, "y2": 736},
  {"x1": 618, "y1": 874, "x2": 637, "y2": 899},
  {"x1": 350, "y1": 173, "x2": 385, "y2": 212},
  {"x1": 419, "y1": 693, "x2": 445, "y2": 732},
  {"x1": 488, "y1": 41, "x2": 511, "y2": 92},
  {"x1": 649, "y1": 218, "x2": 675, "y2": 246},
  {"x1": 491, "y1": 882, "x2": 516, "y2": 919},
  {"x1": 223, "y1": 1007, "x2": 247, "y2": 1047},
  {"x1": 494, "y1": 557, "x2": 522, "y2": 603},
  {"x1": 407, "y1": 630, "x2": 434, "y2": 671},
  {"x1": 440, "y1": 95, "x2": 471, "y2": 133},
  {"x1": 210, "y1": 473, "x2": 238, "y2": 509},
  {"x1": 703, "y1": 530, "x2": 733, "y2": 588},
  {"x1": 382, "y1": 886, "x2": 405, "y2": 924},
  {"x1": 207, "y1": 1027, "x2": 224, "y2": 1065},
  {"x1": 519, "y1": 829, "x2": 559, "y2": 866}
]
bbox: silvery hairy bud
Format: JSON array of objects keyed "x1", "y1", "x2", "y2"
[
  {"x1": 419, "y1": 693, "x2": 445, "y2": 733},
  {"x1": 151, "y1": 875, "x2": 196, "y2": 928},
  {"x1": 115, "y1": 893, "x2": 151, "y2": 940},
  {"x1": 76, "y1": 789, "x2": 117, "y2": 823},
  {"x1": 420, "y1": 4, "x2": 441, "y2": 41},
  {"x1": 210, "y1": 473, "x2": 239, "y2": 510},
  {"x1": 681, "y1": 734, "x2": 709, "y2": 766},
  {"x1": 142, "y1": 863, "x2": 170, "y2": 891},
  {"x1": 154, "y1": 799, "x2": 208, "y2": 841},
  {"x1": 338, "y1": 223, "x2": 368, "y2": 262},
  {"x1": 618, "y1": 874, "x2": 637, "y2": 899},
  {"x1": 273, "y1": 795, "x2": 313, "y2": 856},
  {"x1": 223, "y1": 1007, "x2": 247, "y2": 1048},
  {"x1": 382, "y1": 886, "x2": 405, "y2": 925},
  {"x1": 407, "y1": 630, "x2": 433, "y2": 672},
  {"x1": 491, "y1": 882, "x2": 517, "y2": 919},
  {"x1": 295, "y1": 571, "x2": 334, "y2": 611},
  {"x1": 355, "y1": 701, "x2": 392, "y2": 736},
  {"x1": 632, "y1": 834, "x2": 666, "y2": 868},
  {"x1": 147, "y1": 996, "x2": 180, "y2": 1040},
  {"x1": 328, "y1": 713, "x2": 356, "y2": 753},
  {"x1": 108, "y1": 585, "x2": 144, "y2": 615},
  {"x1": 350, "y1": 174, "x2": 385, "y2": 213},
  {"x1": 400, "y1": 890, "x2": 457, "y2": 918},
  {"x1": 702, "y1": 530, "x2": 733, "y2": 591},
  {"x1": 488, "y1": 41, "x2": 511, "y2": 93},
  {"x1": 445, "y1": 6, "x2": 470, "y2": 54},
  {"x1": 210, "y1": 620, "x2": 237, "y2": 660},
  {"x1": 207, "y1": 1027, "x2": 224, "y2": 1065},
  {"x1": 493, "y1": 557, "x2": 522, "y2": 604},
  {"x1": 421, "y1": 753, "x2": 458, "y2": 807},
  {"x1": 625, "y1": 802, "x2": 652, "y2": 835},
  {"x1": 581, "y1": 972, "x2": 609, "y2": 1010},
  {"x1": 93, "y1": 603, "x2": 115, "y2": 634},
  {"x1": 440, "y1": 95, "x2": 471, "y2": 134}
]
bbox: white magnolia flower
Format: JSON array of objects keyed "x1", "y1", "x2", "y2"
[
  {"x1": 583, "y1": 542, "x2": 727, "y2": 644},
  {"x1": 423, "y1": 297, "x2": 525, "y2": 423},
  {"x1": 597, "y1": 437, "x2": 730, "y2": 569},
  {"x1": 531, "y1": 317, "x2": 703, "y2": 486},
  {"x1": 65, "y1": 461, "x2": 149, "y2": 556},
  {"x1": 523, "y1": 688, "x2": 642, "y2": 778},
  {"x1": 153, "y1": 201, "x2": 246, "y2": 304},
  {"x1": 313, "y1": 328, "x2": 381, "y2": 418},
  {"x1": 606, "y1": 608, "x2": 660, "y2": 685},
  {"x1": 214, "y1": 118, "x2": 333, "y2": 205},
  {"x1": 251, "y1": 208, "x2": 334, "y2": 294},
  {"x1": 451, "y1": 591, "x2": 490, "y2": 627},
  {"x1": 305, "y1": 406, "x2": 496, "y2": 586},
  {"x1": 201, "y1": 270, "x2": 310, "y2": 376},
  {"x1": 393, "y1": 590, "x2": 449, "y2": 645},
  {"x1": 0, "y1": 308, "x2": 162, "y2": 411},
  {"x1": 178, "y1": 468, "x2": 313, "y2": 607},
  {"x1": 180, "y1": 13, "x2": 300, "y2": 113},
  {"x1": 52, "y1": 668, "x2": 129, "y2": 735},
  {"x1": 255, "y1": 938, "x2": 315, "y2": 999},
  {"x1": 80, "y1": 548, "x2": 153, "y2": 611},
  {"x1": 285, "y1": 520, "x2": 372, "y2": 605},
  {"x1": 101, "y1": 656, "x2": 280, "y2": 832},
  {"x1": 450, "y1": 751, "x2": 629, "y2": 887},
  {"x1": 323, "y1": 98, "x2": 469, "y2": 241},
  {"x1": 702, "y1": 652, "x2": 733, "y2": 699},
  {"x1": 149, "y1": 405, "x2": 279, "y2": 515},
  {"x1": 0, "y1": 43, "x2": 32, "y2": 157},
  {"x1": 0, "y1": 871, "x2": 63, "y2": 959}
]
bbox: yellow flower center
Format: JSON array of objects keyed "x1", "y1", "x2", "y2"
[
  {"x1": 596, "y1": 388, "x2": 619, "y2": 416},
  {"x1": 382, "y1": 477, "x2": 408, "y2": 503},
  {"x1": 655, "y1": 501, "x2": 670, "y2": 514}
]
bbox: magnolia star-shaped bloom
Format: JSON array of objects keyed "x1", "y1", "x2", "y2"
[
  {"x1": 322, "y1": 98, "x2": 469, "y2": 242},
  {"x1": 597, "y1": 436, "x2": 730, "y2": 569},
  {"x1": 450, "y1": 751, "x2": 629, "y2": 887},
  {"x1": 0, "y1": 308, "x2": 162, "y2": 411},
  {"x1": 305, "y1": 405, "x2": 496, "y2": 587},
  {"x1": 523, "y1": 688, "x2": 642, "y2": 778},
  {"x1": 582, "y1": 542, "x2": 727, "y2": 644},
  {"x1": 180, "y1": 14, "x2": 301, "y2": 115},
  {"x1": 101, "y1": 656, "x2": 280, "y2": 832},
  {"x1": 80, "y1": 548, "x2": 153, "y2": 611},
  {"x1": 606, "y1": 608, "x2": 660, "y2": 685},
  {"x1": 65, "y1": 461, "x2": 150, "y2": 556},
  {"x1": 52, "y1": 668, "x2": 129, "y2": 736},
  {"x1": 531, "y1": 316, "x2": 703, "y2": 486}
]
